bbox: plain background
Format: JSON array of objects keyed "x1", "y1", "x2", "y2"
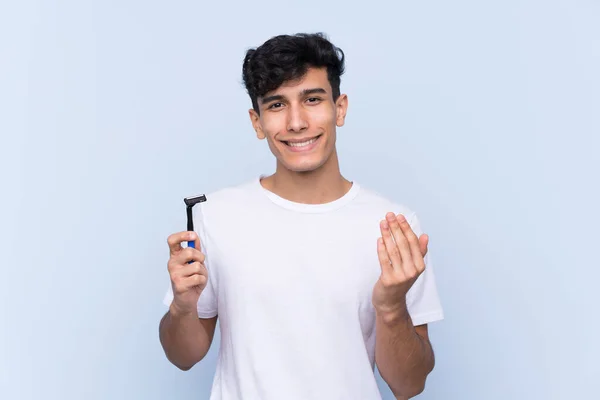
[{"x1": 1, "y1": 0, "x2": 598, "y2": 399}]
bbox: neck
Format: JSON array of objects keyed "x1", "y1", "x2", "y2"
[{"x1": 261, "y1": 149, "x2": 352, "y2": 205}]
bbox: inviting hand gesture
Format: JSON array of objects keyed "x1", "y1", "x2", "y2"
[{"x1": 373, "y1": 212, "x2": 429, "y2": 320}]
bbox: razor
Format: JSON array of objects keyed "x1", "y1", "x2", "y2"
[{"x1": 184, "y1": 194, "x2": 207, "y2": 249}]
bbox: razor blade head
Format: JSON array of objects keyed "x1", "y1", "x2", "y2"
[{"x1": 184, "y1": 194, "x2": 207, "y2": 207}]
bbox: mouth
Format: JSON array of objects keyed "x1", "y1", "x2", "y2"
[{"x1": 281, "y1": 134, "x2": 323, "y2": 152}]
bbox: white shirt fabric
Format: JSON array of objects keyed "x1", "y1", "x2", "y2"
[{"x1": 163, "y1": 176, "x2": 444, "y2": 400}]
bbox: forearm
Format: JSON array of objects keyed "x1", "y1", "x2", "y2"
[
  {"x1": 159, "y1": 306, "x2": 212, "y2": 370},
  {"x1": 375, "y1": 304, "x2": 435, "y2": 398}
]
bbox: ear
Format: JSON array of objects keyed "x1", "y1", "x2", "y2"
[
  {"x1": 335, "y1": 94, "x2": 348, "y2": 127},
  {"x1": 248, "y1": 108, "x2": 266, "y2": 140}
]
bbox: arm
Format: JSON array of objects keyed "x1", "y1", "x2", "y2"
[
  {"x1": 375, "y1": 310, "x2": 434, "y2": 398},
  {"x1": 160, "y1": 231, "x2": 217, "y2": 371},
  {"x1": 374, "y1": 212, "x2": 438, "y2": 398},
  {"x1": 159, "y1": 311, "x2": 217, "y2": 371}
]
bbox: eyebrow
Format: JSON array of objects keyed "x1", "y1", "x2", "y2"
[{"x1": 260, "y1": 87, "x2": 328, "y2": 105}]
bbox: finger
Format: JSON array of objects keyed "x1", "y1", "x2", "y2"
[
  {"x1": 177, "y1": 261, "x2": 207, "y2": 278},
  {"x1": 380, "y1": 219, "x2": 403, "y2": 272},
  {"x1": 174, "y1": 274, "x2": 207, "y2": 293},
  {"x1": 395, "y1": 214, "x2": 422, "y2": 274},
  {"x1": 377, "y1": 237, "x2": 393, "y2": 275},
  {"x1": 387, "y1": 213, "x2": 414, "y2": 274},
  {"x1": 187, "y1": 273, "x2": 208, "y2": 289},
  {"x1": 168, "y1": 231, "x2": 198, "y2": 255},
  {"x1": 174, "y1": 246, "x2": 205, "y2": 265}
]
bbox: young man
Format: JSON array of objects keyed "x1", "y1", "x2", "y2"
[{"x1": 159, "y1": 33, "x2": 444, "y2": 400}]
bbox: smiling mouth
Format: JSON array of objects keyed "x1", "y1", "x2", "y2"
[{"x1": 281, "y1": 134, "x2": 322, "y2": 148}]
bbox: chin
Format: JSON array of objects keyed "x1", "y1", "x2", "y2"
[
  {"x1": 285, "y1": 164, "x2": 322, "y2": 173},
  {"x1": 279, "y1": 155, "x2": 330, "y2": 173}
]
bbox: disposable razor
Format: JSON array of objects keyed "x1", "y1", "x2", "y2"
[{"x1": 184, "y1": 194, "x2": 207, "y2": 249}]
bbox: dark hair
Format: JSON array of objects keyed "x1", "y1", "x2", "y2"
[{"x1": 242, "y1": 32, "x2": 345, "y2": 113}]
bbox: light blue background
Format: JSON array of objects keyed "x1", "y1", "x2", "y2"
[{"x1": 1, "y1": 0, "x2": 598, "y2": 399}]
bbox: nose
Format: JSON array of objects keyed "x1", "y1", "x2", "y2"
[{"x1": 286, "y1": 105, "x2": 308, "y2": 133}]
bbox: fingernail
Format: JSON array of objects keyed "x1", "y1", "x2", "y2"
[
  {"x1": 397, "y1": 214, "x2": 406, "y2": 223},
  {"x1": 381, "y1": 220, "x2": 389, "y2": 229}
]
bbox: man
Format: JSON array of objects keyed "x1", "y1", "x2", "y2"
[{"x1": 159, "y1": 32, "x2": 444, "y2": 400}]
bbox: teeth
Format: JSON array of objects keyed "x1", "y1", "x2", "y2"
[{"x1": 288, "y1": 137, "x2": 317, "y2": 147}]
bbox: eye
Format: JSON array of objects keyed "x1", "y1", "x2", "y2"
[
  {"x1": 306, "y1": 97, "x2": 322, "y2": 104},
  {"x1": 268, "y1": 102, "x2": 284, "y2": 109}
]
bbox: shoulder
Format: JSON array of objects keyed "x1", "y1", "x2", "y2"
[
  {"x1": 192, "y1": 178, "x2": 261, "y2": 220},
  {"x1": 351, "y1": 183, "x2": 429, "y2": 235},
  {"x1": 205, "y1": 179, "x2": 258, "y2": 205},
  {"x1": 352, "y1": 183, "x2": 417, "y2": 221}
]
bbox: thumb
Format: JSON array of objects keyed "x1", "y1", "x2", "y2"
[
  {"x1": 194, "y1": 234, "x2": 201, "y2": 251},
  {"x1": 419, "y1": 234, "x2": 429, "y2": 257},
  {"x1": 187, "y1": 231, "x2": 201, "y2": 251}
]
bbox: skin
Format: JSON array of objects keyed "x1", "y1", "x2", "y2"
[
  {"x1": 159, "y1": 233, "x2": 217, "y2": 371},
  {"x1": 374, "y1": 213, "x2": 436, "y2": 399},
  {"x1": 248, "y1": 67, "x2": 352, "y2": 205},
  {"x1": 160, "y1": 66, "x2": 436, "y2": 398}
]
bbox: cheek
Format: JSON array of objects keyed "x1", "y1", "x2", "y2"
[
  {"x1": 314, "y1": 105, "x2": 332, "y2": 119},
  {"x1": 261, "y1": 114, "x2": 286, "y2": 137},
  {"x1": 312, "y1": 107, "x2": 337, "y2": 128}
]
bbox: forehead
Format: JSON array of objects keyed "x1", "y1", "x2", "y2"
[{"x1": 264, "y1": 67, "x2": 331, "y2": 97}]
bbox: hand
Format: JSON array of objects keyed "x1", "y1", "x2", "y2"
[
  {"x1": 372, "y1": 212, "x2": 429, "y2": 320},
  {"x1": 167, "y1": 231, "x2": 208, "y2": 317}
]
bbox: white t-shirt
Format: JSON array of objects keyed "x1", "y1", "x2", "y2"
[{"x1": 163, "y1": 176, "x2": 444, "y2": 400}]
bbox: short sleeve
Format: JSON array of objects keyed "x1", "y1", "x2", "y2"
[
  {"x1": 405, "y1": 212, "x2": 444, "y2": 326},
  {"x1": 162, "y1": 201, "x2": 218, "y2": 318}
]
